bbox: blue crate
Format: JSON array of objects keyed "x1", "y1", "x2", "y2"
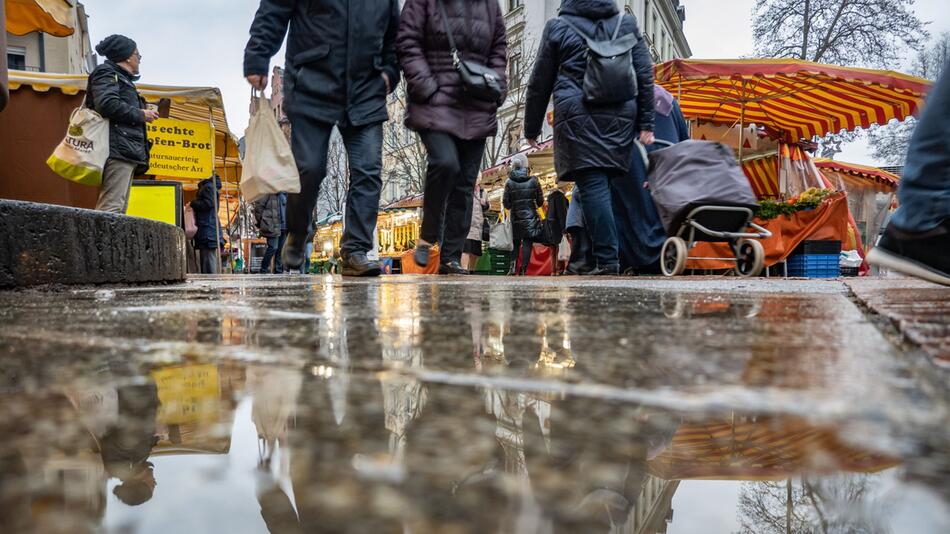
[{"x1": 786, "y1": 253, "x2": 840, "y2": 278}]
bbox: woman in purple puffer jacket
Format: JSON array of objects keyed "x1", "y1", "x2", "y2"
[{"x1": 397, "y1": 0, "x2": 507, "y2": 274}]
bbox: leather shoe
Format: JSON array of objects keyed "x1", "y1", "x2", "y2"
[
  {"x1": 439, "y1": 260, "x2": 469, "y2": 275},
  {"x1": 280, "y1": 233, "x2": 307, "y2": 271},
  {"x1": 413, "y1": 242, "x2": 431, "y2": 267},
  {"x1": 589, "y1": 264, "x2": 620, "y2": 276},
  {"x1": 341, "y1": 252, "x2": 382, "y2": 277}
]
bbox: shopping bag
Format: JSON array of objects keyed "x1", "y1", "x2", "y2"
[
  {"x1": 240, "y1": 96, "x2": 300, "y2": 203},
  {"x1": 489, "y1": 212, "x2": 513, "y2": 251},
  {"x1": 183, "y1": 204, "x2": 198, "y2": 239},
  {"x1": 46, "y1": 107, "x2": 110, "y2": 187}
]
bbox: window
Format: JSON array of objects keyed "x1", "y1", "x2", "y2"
[
  {"x1": 508, "y1": 0, "x2": 523, "y2": 11},
  {"x1": 7, "y1": 46, "x2": 26, "y2": 71},
  {"x1": 508, "y1": 54, "x2": 522, "y2": 88}
]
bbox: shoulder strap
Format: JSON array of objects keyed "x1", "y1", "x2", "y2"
[
  {"x1": 612, "y1": 14, "x2": 625, "y2": 40},
  {"x1": 436, "y1": 0, "x2": 460, "y2": 59},
  {"x1": 559, "y1": 15, "x2": 591, "y2": 45}
]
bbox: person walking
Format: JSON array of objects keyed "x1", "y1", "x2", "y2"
[
  {"x1": 868, "y1": 66, "x2": 949, "y2": 286},
  {"x1": 523, "y1": 0, "x2": 655, "y2": 275},
  {"x1": 253, "y1": 192, "x2": 285, "y2": 274},
  {"x1": 244, "y1": 0, "x2": 401, "y2": 277},
  {"x1": 398, "y1": 0, "x2": 508, "y2": 275},
  {"x1": 462, "y1": 184, "x2": 490, "y2": 272},
  {"x1": 86, "y1": 35, "x2": 157, "y2": 214},
  {"x1": 191, "y1": 175, "x2": 224, "y2": 274},
  {"x1": 503, "y1": 154, "x2": 544, "y2": 276}
]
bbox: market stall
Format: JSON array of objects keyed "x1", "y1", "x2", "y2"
[{"x1": 653, "y1": 58, "x2": 930, "y2": 272}]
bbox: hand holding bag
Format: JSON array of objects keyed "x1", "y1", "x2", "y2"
[
  {"x1": 240, "y1": 95, "x2": 301, "y2": 203},
  {"x1": 436, "y1": 0, "x2": 503, "y2": 104},
  {"x1": 46, "y1": 106, "x2": 110, "y2": 187}
]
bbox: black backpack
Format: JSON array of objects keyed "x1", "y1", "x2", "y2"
[{"x1": 560, "y1": 14, "x2": 639, "y2": 105}]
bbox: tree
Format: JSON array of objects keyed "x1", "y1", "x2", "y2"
[
  {"x1": 752, "y1": 0, "x2": 929, "y2": 158},
  {"x1": 752, "y1": 0, "x2": 928, "y2": 69},
  {"x1": 316, "y1": 129, "x2": 349, "y2": 220},
  {"x1": 382, "y1": 83, "x2": 429, "y2": 201},
  {"x1": 484, "y1": 40, "x2": 540, "y2": 168},
  {"x1": 866, "y1": 32, "x2": 950, "y2": 165}
]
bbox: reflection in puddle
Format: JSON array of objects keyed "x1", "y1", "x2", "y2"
[{"x1": 0, "y1": 282, "x2": 947, "y2": 533}]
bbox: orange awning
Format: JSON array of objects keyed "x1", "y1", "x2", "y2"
[
  {"x1": 5, "y1": 0, "x2": 73, "y2": 36},
  {"x1": 742, "y1": 155, "x2": 779, "y2": 198},
  {"x1": 655, "y1": 58, "x2": 931, "y2": 143}
]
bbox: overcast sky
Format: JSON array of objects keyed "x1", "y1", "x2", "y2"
[{"x1": 80, "y1": 0, "x2": 949, "y2": 166}]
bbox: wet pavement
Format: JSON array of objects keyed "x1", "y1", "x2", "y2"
[{"x1": 0, "y1": 275, "x2": 947, "y2": 533}]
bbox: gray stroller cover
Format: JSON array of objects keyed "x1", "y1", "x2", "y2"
[{"x1": 648, "y1": 140, "x2": 758, "y2": 233}]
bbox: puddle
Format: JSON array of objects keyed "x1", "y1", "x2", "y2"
[{"x1": 0, "y1": 279, "x2": 946, "y2": 533}]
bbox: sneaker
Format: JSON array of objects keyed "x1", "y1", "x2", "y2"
[
  {"x1": 341, "y1": 252, "x2": 382, "y2": 277},
  {"x1": 280, "y1": 233, "x2": 307, "y2": 271},
  {"x1": 439, "y1": 260, "x2": 469, "y2": 275},
  {"x1": 867, "y1": 222, "x2": 950, "y2": 286},
  {"x1": 413, "y1": 242, "x2": 431, "y2": 267},
  {"x1": 588, "y1": 264, "x2": 620, "y2": 276}
]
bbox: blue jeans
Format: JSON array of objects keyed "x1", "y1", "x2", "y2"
[
  {"x1": 889, "y1": 67, "x2": 950, "y2": 232},
  {"x1": 288, "y1": 118, "x2": 383, "y2": 256},
  {"x1": 574, "y1": 170, "x2": 619, "y2": 267}
]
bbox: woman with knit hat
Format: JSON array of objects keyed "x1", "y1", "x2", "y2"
[{"x1": 86, "y1": 34, "x2": 158, "y2": 213}]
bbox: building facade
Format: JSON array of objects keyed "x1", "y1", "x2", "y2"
[{"x1": 5, "y1": 0, "x2": 94, "y2": 74}]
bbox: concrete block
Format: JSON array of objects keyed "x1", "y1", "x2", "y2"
[{"x1": 0, "y1": 199, "x2": 185, "y2": 288}]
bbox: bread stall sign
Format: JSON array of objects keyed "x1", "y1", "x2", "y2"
[{"x1": 146, "y1": 118, "x2": 214, "y2": 179}]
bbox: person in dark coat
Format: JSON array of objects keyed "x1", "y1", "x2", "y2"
[
  {"x1": 503, "y1": 154, "x2": 544, "y2": 276},
  {"x1": 244, "y1": 0, "x2": 400, "y2": 277},
  {"x1": 398, "y1": 0, "x2": 508, "y2": 275},
  {"x1": 613, "y1": 85, "x2": 690, "y2": 273},
  {"x1": 253, "y1": 192, "x2": 287, "y2": 274},
  {"x1": 191, "y1": 175, "x2": 224, "y2": 274},
  {"x1": 86, "y1": 35, "x2": 158, "y2": 214},
  {"x1": 524, "y1": 0, "x2": 655, "y2": 275}
]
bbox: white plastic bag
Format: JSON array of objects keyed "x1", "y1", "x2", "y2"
[
  {"x1": 46, "y1": 107, "x2": 110, "y2": 187},
  {"x1": 557, "y1": 235, "x2": 571, "y2": 262},
  {"x1": 240, "y1": 96, "x2": 300, "y2": 203},
  {"x1": 489, "y1": 212, "x2": 513, "y2": 251}
]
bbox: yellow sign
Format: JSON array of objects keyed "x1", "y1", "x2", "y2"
[
  {"x1": 146, "y1": 118, "x2": 214, "y2": 179},
  {"x1": 152, "y1": 364, "x2": 221, "y2": 425},
  {"x1": 127, "y1": 182, "x2": 179, "y2": 226}
]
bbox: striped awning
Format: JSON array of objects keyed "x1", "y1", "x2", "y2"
[
  {"x1": 655, "y1": 59, "x2": 931, "y2": 143},
  {"x1": 742, "y1": 155, "x2": 779, "y2": 198},
  {"x1": 813, "y1": 158, "x2": 900, "y2": 190},
  {"x1": 5, "y1": 0, "x2": 74, "y2": 37}
]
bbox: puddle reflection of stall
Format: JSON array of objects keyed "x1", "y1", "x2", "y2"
[{"x1": 149, "y1": 363, "x2": 245, "y2": 456}]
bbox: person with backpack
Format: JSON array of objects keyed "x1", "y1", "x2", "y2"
[
  {"x1": 398, "y1": 0, "x2": 508, "y2": 275},
  {"x1": 524, "y1": 0, "x2": 655, "y2": 276}
]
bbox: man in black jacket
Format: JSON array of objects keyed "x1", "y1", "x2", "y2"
[
  {"x1": 244, "y1": 0, "x2": 400, "y2": 277},
  {"x1": 87, "y1": 35, "x2": 158, "y2": 213}
]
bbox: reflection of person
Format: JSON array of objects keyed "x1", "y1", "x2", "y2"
[
  {"x1": 87, "y1": 35, "x2": 157, "y2": 214},
  {"x1": 868, "y1": 67, "x2": 949, "y2": 286},
  {"x1": 244, "y1": 0, "x2": 401, "y2": 277},
  {"x1": 98, "y1": 378, "x2": 160, "y2": 506},
  {"x1": 191, "y1": 175, "x2": 225, "y2": 274},
  {"x1": 524, "y1": 0, "x2": 655, "y2": 275},
  {"x1": 503, "y1": 154, "x2": 544, "y2": 276},
  {"x1": 399, "y1": 0, "x2": 508, "y2": 275}
]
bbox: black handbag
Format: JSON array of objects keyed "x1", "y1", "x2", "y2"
[{"x1": 436, "y1": 0, "x2": 503, "y2": 104}]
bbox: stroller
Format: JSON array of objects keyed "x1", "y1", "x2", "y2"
[{"x1": 644, "y1": 140, "x2": 771, "y2": 277}]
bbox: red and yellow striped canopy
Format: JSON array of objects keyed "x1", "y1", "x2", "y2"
[{"x1": 655, "y1": 59, "x2": 931, "y2": 143}]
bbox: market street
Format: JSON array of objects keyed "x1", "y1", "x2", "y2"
[{"x1": 0, "y1": 275, "x2": 947, "y2": 533}]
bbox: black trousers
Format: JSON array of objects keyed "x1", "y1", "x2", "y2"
[
  {"x1": 418, "y1": 131, "x2": 486, "y2": 264},
  {"x1": 287, "y1": 117, "x2": 383, "y2": 256},
  {"x1": 511, "y1": 235, "x2": 534, "y2": 274}
]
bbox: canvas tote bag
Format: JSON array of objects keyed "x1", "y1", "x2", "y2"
[
  {"x1": 489, "y1": 211, "x2": 514, "y2": 251},
  {"x1": 240, "y1": 95, "x2": 300, "y2": 203},
  {"x1": 46, "y1": 106, "x2": 110, "y2": 187}
]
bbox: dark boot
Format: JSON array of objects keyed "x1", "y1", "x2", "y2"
[
  {"x1": 280, "y1": 233, "x2": 307, "y2": 271},
  {"x1": 868, "y1": 222, "x2": 950, "y2": 286},
  {"x1": 341, "y1": 252, "x2": 382, "y2": 277},
  {"x1": 413, "y1": 242, "x2": 432, "y2": 267},
  {"x1": 439, "y1": 260, "x2": 469, "y2": 275},
  {"x1": 589, "y1": 264, "x2": 620, "y2": 276}
]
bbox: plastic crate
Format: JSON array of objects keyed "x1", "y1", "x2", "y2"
[
  {"x1": 486, "y1": 248, "x2": 512, "y2": 275},
  {"x1": 786, "y1": 253, "x2": 841, "y2": 278},
  {"x1": 793, "y1": 240, "x2": 842, "y2": 255}
]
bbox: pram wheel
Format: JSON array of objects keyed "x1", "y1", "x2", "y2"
[
  {"x1": 735, "y1": 239, "x2": 765, "y2": 277},
  {"x1": 661, "y1": 237, "x2": 688, "y2": 276}
]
